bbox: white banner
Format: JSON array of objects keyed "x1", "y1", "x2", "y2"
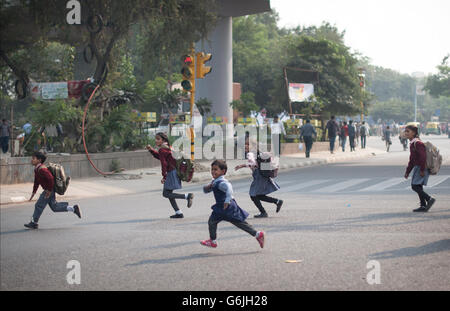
[{"x1": 289, "y1": 83, "x2": 314, "y2": 102}]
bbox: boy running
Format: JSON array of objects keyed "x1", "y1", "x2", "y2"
[{"x1": 25, "y1": 152, "x2": 81, "y2": 229}]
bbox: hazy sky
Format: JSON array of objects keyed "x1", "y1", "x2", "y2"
[{"x1": 270, "y1": 0, "x2": 450, "y2": 75}]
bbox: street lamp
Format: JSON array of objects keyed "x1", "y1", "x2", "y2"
[{"x1": 358, "y1": 68, "x2": 366, "y2": 122}]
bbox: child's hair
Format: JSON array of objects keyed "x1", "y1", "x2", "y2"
[
  {"x1": 32, "y1": 151, "x2": 46, "y2": 163},
  {"x1": 405, "y1": 125, "x2": 419, "y2": 138},
  {"x1": 155, "y1": 132, "x2": 170, "y2": 146},
  {"x1": 211, "y1": 159, "x2": 227, "y2": 174}
]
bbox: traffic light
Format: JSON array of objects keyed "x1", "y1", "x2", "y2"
[
  {"x1": 181, "y1": 54, "x2": 195, "y2": 91},
  {"x1": 358, "y1": 74, "x2": 365, "y2": 88},
  {"x1": 196, "y1": 52, "x2": 212, "y2": 79}
]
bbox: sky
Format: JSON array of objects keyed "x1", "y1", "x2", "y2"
[{"x1": 270, "y1": 0, "x2": 450, "y2": 75}]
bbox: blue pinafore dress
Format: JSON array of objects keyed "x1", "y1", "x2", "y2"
[
  {"x1": 211, "y1": 180, "x2": 249, "y2": 222},
  {"x1": 249, "y1": 168, "x2": 280, "y2": 197}
]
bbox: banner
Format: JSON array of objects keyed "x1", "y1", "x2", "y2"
[
  {"x1": 237, "y1": 117, "x2": 256, "y2": 125},
  {"x1": 207, "y1": 117, "x2": 227, "y2": 124},
  {"x1": 288, "y1": 83, "x2": 314, "y2": 102},
  {"x1": 30, "y1": 80, "x2": 90, "y2": 100}
]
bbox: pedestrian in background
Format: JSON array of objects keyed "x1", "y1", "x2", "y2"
[
  {"x1": 300, "y1": 119, "x2": 317, "y2": 158},
  {"x1": 147, "y1": 132, "x2": 193, "y2": 219},
  {"x1": 348, "y1": 120, "x2": 356, "y2": 152},
  {"x1": 1, "y1": 119, "x2": 11, "y2": 154},
  {"x1": 24, "y1": 151, "x2": 81, "y2": 229},
  {"x1": 340, "y1": 121, "x2": 349, "y2": 152},
  {"x1": 403, "y1": 125, "x2": 436, "y2": 212},
  {"x1": 325, "y1": 116, "x2": 340, "y2": 154},
  {"x1": 201, "y1": 160, "x2": 265, "y2": 249},
  {"x1": 360, "y1": 121, "x2": 369, "y2": 149}
]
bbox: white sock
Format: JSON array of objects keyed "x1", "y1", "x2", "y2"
[
  {"x1": 212, "y1": 240, "x2": 217, "y2": 244},
  {"x1": 176, "y1": 210, "x2": 183, "y2": 215},
  {"x1": 255, "y1": 231, "x2": 260, "y2": 237},
  {"x1": 185, "y1": 194, "x2": 188, "y2": 199},
  {"x1": 67, "y1": 206, "x2": 74, "y2": 212}
]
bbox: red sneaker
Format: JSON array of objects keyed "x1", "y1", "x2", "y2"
[
  {"x1": 256, "y1": 231, "x2": 265, "y2": 248},
  {"x1": 200, "y1": 239, "x2": 217, "y2": 248}
]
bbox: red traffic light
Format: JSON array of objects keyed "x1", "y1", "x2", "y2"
[{"x1": 183, "y1": 55, "x2": 193, "y2": 65}]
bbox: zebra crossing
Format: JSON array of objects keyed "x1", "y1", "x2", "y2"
[{"x1": 229, "y1": 175, "x2": 450, "y2": 194}]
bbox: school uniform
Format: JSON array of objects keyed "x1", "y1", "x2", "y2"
[
  {"x1": 30, "y1": 163, "x2": 73, "y2": 223},
  {"x1": 149, "y1": 144, "x2": 187, "y2": 214},
  {"x1": 406, "y1": 138, "x2": 433, "y2": 209},
  {"x1": 203, "y1": 176, "x2": 256, "y2": 241},
  {"x1": 245, "y1": 152, "x2": 281, "y2": 215}
]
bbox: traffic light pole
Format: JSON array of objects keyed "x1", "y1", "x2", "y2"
[{"x1": 189, "y1": 45, "x2": 195, "y2": 162}]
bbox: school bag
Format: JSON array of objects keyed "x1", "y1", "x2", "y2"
[
  {"x1": 46, "y1": 163, "x2": 71, "y2": 195},
  {"x1": 257, "y1": 151, "x2": 278, "y2": 178},
  {"x1": 175, "y1": 157, "x2": 194, "y2": 182},
  {"x1": 360, "y1": 125, "x2": 367, "y2": 136},
  {"x1": 423, "y1": 141, "x2": 442, "y2": 175}
]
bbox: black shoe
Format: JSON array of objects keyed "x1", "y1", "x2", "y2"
[
  {"x1": 24, "y1": 221, "x2": 38, "y2": 229},
  {"x1": 73, "y1": 205, "x2": 82, "y2": 218},
  {"x1": 276, "y1": 200, "x2": 283, "y2": 213},
  {"x1": 413, "y1": 206, "x2": 427, "y2": 213},
  {"x1": 187, "y1": 193, "x2": 194, "y2": 208},
  {"x1": 254, "y1": 213, "x2": 268, "y2": 218},
  {"x1": 170, "y1": 213, "x2": 184, "y2": 219},
  {"x1": 425, "y1": 198, "x2": 436, "y2": 211}
]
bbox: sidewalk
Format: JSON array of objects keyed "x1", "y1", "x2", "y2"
[{"x1": 0, "y1": 146, "x2": 384, "y2": 206}]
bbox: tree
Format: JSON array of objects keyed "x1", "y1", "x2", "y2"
[
  {"x1": 1, "y1": 0, "x2": 217, "y2": 92},
  {"x1": 230, "y1": 91, "x2": 259, "y2": 117},
  {"x1": 425, "y1": 55, "x2": 450, "y2": 98}
]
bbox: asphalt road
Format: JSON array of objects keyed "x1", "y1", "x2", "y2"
[{"x1": 1, "y1": 136, "x2": 449, "y2": 291}]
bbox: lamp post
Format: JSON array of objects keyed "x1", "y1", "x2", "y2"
[{"x1": 358, "y1": 68, "x2": 366, "y2": 122}]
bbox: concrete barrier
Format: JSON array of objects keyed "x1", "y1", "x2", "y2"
[{"x1": 0, "y1": 150, "x2": 159, "y2": 185}]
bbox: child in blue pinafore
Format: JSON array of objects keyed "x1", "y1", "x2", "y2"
[
  {"x1": 235, "y1": 147, "x2": 283, "y2": 218},
  {"x1": 200, "y1": 160, "x2": 265, "y2": 249}
]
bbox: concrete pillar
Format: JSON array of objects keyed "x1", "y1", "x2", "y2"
[{"x1": 195, "y1": 17, "x2": 233, "y2": 124}]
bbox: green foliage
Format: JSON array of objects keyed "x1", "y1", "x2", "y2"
[
  {"x1": 230, "y1": 91, "x2": 259, "y2": 116},
  {"x1": 27, "y1": 99, "x2": 81, "y2": 129},
  {"x1": 112, "y1": 54, "x2": 138, "y2": 92},
  {"x1": 425, "y1": 55, "x2": 450, "y2": 98},
  {"x1": 195, "y1": 98, "x2": 212, "y2": 115},
  {"x1": 369, "y1": 99, "x2": 415, "y2": 123}
]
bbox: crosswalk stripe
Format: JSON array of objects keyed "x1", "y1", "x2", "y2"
[
  {"x1": 311, "y1": 178, "x2": 370, "y2": 193},
  {"x1": 357, "y1": 178, "x2": 405, "y2": 192},
  {"x1": 278, "y1": 179, "x2": 331, "y2": 193},
  {"x1": 425, "y1": 175, "x2": 450, "y2": 188}
]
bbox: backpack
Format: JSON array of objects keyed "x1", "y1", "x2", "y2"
[
  {"x1": 47, "y1": 163, "x2": 70, "y2": 195},
  {"x1": 257, "y1": 152, "x2": 278, "y2": 178},
  {"x1": 424, "y1": 141, "x2": 442, "y2": 175},
  {"x1": 360, "y1": 125, "x2": 367, "y2": 136},
  {"x1": 175, "y1": 157, "x2": 194, "y2": 182}
]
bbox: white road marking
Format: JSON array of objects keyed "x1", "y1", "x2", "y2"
[
  {"x1": 357, "y1": 178, "x2": 405, "y2": 192},
  {"x1": 312, "y1": 178, "x2": 370, "y2": 193}
]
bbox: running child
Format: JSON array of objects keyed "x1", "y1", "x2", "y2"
[
  {"x1": 200, "y1": 160, "x2": 265, "y2": 248},
  {"x1": 235, "y1": 140, "x2": 283, "y2": 218},
  {"x1": 147, "y1": 132, "x2": 193, "y2": 219},
  {"x1": 404, "y1": 125, "x2": 436, "y2": 212},
  {"x1": 24, "y1": 152, "x2": 81, "y2": 229}
]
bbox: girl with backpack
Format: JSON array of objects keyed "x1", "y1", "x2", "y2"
[
  {"x1": 235, "y1": 140, "x2": 283, "y2": 218},
  {"x1": 404, "y1": 125, "x2": 436, "y2": 212},
  {"x1": 147, "y1": 132, "x2": 193, "y2": 219}
]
